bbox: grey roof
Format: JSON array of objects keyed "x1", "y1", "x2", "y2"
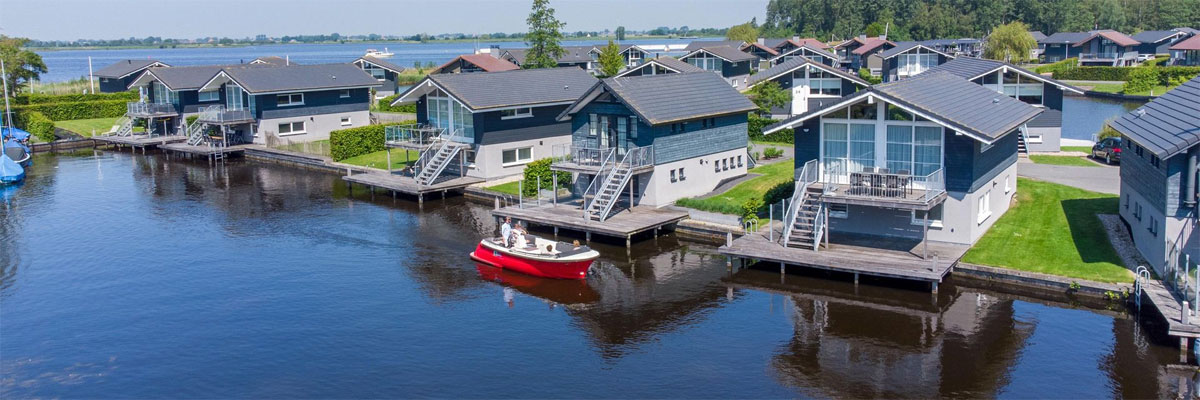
[
  {"x1": 617, "y1": 56, "x2": 705, "y2": 77},
  {"x1": 143, "y1": 65, "x2": 235, "y2": 90},
  {"x1": 1108, "y1": 75, "x2": 1200, "y2": 159},
  {"x1": 94, "y1": 59, "x2": 167, "y2": 79},
  {"x1": 684, "y1": 40, "x2": 745, "y2": 52},
  {"x1": 766, "y1": 71, "x2": 1043, "y2": 142},
  {"x1": 1027, "y1": 109, "x2": 1062, "y2": 128},
  {"x1": 502, "y1": 46, "x2": 594, "y2": 65},
  {"x1": 405, "y1": 67, "x2": 597, "y2": 110},
  {"x1": 1029, "y1": 31, "x2": 1048, "y2": 41},
  {"x1": 920, "y1": 38, "x2": 982, "y2": 47},
  {"x1": 924, "y1": 57, "x2": 1083, "y2": 93},
  {"x1": 221, "y1": 63, "x2": 380, "y2": 93},
  {"x1": 355, "y1": 56, "x2": 407, "y2": 73},
  {"x1": 773, "y1": 44, "x2": 838, "y2": 61},
  {"x1": 879, "y1": 42, "x2": 953, "y2": 59},
  {"x1": 1176, "y1": 27, "x2": 1200, "y2": 35},
  {"x1": 250, "y1": 56, "x2": 294, "y2": 66},
  {"x1": 1131, "y1": 30, "x2": 1186, "y2": 44},
  {"x1": 1039, "y1": 31, "x2": 1093, "y2": 44},
  {"x1": 746, "y1": 56, "x2": 868, "y2": 87},
  {"x1": 573, "y1": 72, "x2": 756, "y2": 125},
  {"x1": 685, "y1": 45, "x2": 757, "y2": 63}
]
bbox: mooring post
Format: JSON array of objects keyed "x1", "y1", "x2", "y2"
[
  {"x1": 726, "y1": 231, "x2": 733, "y2": 247},
  {"x1": 518, "y1": 180, "x2": 523, "y2": 209},
  {"x1": 552, "y1": 173, "x2": 558, "y2": 206},
  {"x1": 418, "y1": 193, "x2": 423, "y2": 205},
  {"x1": 932, "y1": 281, "x2": 940, "y2": 294},
  {"x1": 586, "y1": 232, "x2": 591, "y2": 242},
  {"x1": 553, "y1": 227, "x2": 559, "y2": 236},
  {"x1": 854, "y1": 273, "x2": 859, "y2": 286},
  {"x1": 537, "y1": 175, "x2": 541, "y2": 206},
  {"x1": 1184, "y1": 301, "x2": 1191, "y2": 325},
  {"x1": 780, "y1": 262, "x2": 785, "y2": 275},
  {"x1": 1182, "y1": 337, "x2": 1191, "y2": 364},
  {"x1": 626, "y1": 235, "x2": 631, "y2": 248},
  {"x1": 494, "y1": 197, "x2": 500, "y2": 210}
]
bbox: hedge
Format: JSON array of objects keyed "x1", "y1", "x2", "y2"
[
  {"x1": 521, "y1": 158, "x2": 572, "y2": 197},
  {"x1": 20, "y1": 111, "x2": 56, "y2": 142},
  {"x1": 13, "y1": 99, "x2": 127, "y2": 121},
  {"x1": 1034, "y1": 58, "x2": 1077, "y2": 74},
  {"x1": 329, "y1": 123, "x2": 401, "y2": 161},
  {"x1": 1052, "y1": 65, "x2": 1200, "y2": 83},
  {"x1": 13, "y1": 91, "x2": 137, "y2": 105},
  {"x1": 376, "y1": 94, "x2": 417, "y2": 113},
  {"x1": 749, "y1": 114, "x2": 793, "y2": 144}
]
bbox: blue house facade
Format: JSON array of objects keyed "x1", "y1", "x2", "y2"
[
  {"x1": 744, "y1": 57, "x2": 870, "y2": 118},
  {"x1": 879, "y1": 43, "x2": 953, "y2": 82},
  {"x1": 94, "y1": 59, "x2": 169, "y2": 93},
  {"x1": 679, "y1": 46, "x2": 757, "y2": 88},
  {"x1": 352, "y1": 56, "x2": 408, "y2": 98}
]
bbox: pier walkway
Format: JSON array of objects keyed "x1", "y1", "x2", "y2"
[
  {"x1": 93, "y1": 134, "x2": 186, "y2": 151},
  {"x1": 492, "y1": 202, "x2": 688, "y2": 247},
  {"x1": 342, "y1": 172, "x2": 484, "y2": 203}
]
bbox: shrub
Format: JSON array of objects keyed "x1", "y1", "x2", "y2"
[
  {"x1": 741, "y1": 197, "x2": 764, "y2": 221},
  {"x1": 749, "y1": 113, "x2": 793, "y2": 144},
  {"x1": 329, "y1": 123, "x2": 400, "y2": 161},
  {"x1": 13, "y1": 99, "x2": 127, "y2": 121},
  {"x1": 186, "y1": 115, "x2": 199, "y2": 126},
  {"x1": 1144, "y1": 56, "x2": 1170, "y2": 67},
  {"x1": 1053, "y1": 65, "x2": 1200, "y2": 83},
  {"x1": 376, "y1": 94, "x2": 417, "y2": 113},
  {"x1": 674, "y1": 197, "x2": 744, "y2": 215},
  {"x1": 858, "y1": 68, "x2": 882, "y2": 84},
  {"x1": 1123, "y1": 67, "x2": 1159, "y2": 93},
  {"x1": 12, "y1": 91, "x2": 137, "y2": 105},
  {"x1": 20, "y1": 111, "x2": 56, "y2": 142},
  {"x1": 1034, "y1": 58, "x2": 1077, "y2": 74},
  {"x1": 520, "y1": 158, "x2": 572, "y2": 197},
  {"x1": 762, "y1": 180, "x2": 795, "y2": 209},
  {"x1": 763, "y1": 147, "x2": 784, "y2": 159}
]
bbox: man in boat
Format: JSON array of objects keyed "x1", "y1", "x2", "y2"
[
  {"x1": 513, "y1": 222, "x2": 529, "y2": 249},
  {"x1": 500, "y1": 217, "x2": 513, "y2": 247}
]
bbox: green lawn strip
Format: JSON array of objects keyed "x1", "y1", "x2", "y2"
[
  {"x1": 675, "y1": 160, "x2": 794, "y2": 215},
  {"x1": 338, "y1": 148, "x2": 421, "y2": 170},
  {"x1": 485, "y1": 181, "x2": 522, "y2": 196},
  {"x1": 1029, "y1": 154, "x2": 1101, "y2": 167},
  {"x1": 54, "y1": 117, "x2": 143, "y2": 137},
  {"x1": 1061, "y1": 146, "x2": 1093, "y2": 153},
  {"x1": 963, "y1": 178, "x2": 1133, "y2": 284},
  {"x1": 1086, "y1": 82, "x2": 1175, "y2": 96}
]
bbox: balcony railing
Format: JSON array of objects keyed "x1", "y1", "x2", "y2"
[
  {"x1": 385, "y1": 123, "x2": 445, "y2": 147},
  {"x1": 126, "y1": 102, "x2": 176, "y2": 116},
  {"x1": 552, "y1": 143, "x2": 654, "y2": 170},
  {"x1": 820, "y1": 161, "x2": 945, "y2": 204},
  {"x1": 1080, "y1": 51, "x2": 1137, "y2": 61},
  {"x1": 197, "y1": 105, "x2": 254, "y2": 124}
]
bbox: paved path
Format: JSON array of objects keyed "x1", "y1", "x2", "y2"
[{"x1": 1017, "y1": 158, "x2": 1119, "y2": 194}]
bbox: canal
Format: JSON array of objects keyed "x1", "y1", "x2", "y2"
[{"x1": 1, "y1": 151, "x2": 1196, "y2": 398}]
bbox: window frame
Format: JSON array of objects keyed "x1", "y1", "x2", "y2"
[
  {"x1": 277, "y1": 93, "x2": 304, "y2": 107},
  {"x1": 197, "y1": 90, "x2": 220, "y2": 102},
  {"x1": 501, "y1": 146, "x2": 534, "y2": 166},
  {"x1": 277, "y1": 121, "x2": 306, "y2": 136},
  {"x1": 339, "y1": 89, "x2": 351, "y2": 98},
  {"x1": 500, "y1": 107, "x2": 533, "y2": 120},
  {"x1": 340, "y1": 116, "x2": 352, "y2": 126},
  {"x1": 977, "y1": 190, "x2": 993, "y2": 224}
]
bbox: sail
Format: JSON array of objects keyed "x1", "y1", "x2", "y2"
[{"x1": 0, "y1": 153, "x2": 24, "y2": 183}]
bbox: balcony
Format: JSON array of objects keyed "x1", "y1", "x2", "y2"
[
  {"x1": 550, "y1": 143, "x2": 654, "y2": 174},
  {"x1": 1079, "y1": 51, "x2": 1138, "y2": 65},
  {"x1": 196, "y1": 105, "x2": 254, "y2": 125},
  {"x1": 126, "y1": 102, "x2": 177, "y2": 117},
  {"x1": 809, "y1": 162, "x2": 946, "y2": 210}
]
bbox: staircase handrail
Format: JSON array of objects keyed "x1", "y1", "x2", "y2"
[
  {"x1": 412, "y1": 127, "x2": 450, "y2": 174},
  {"x1": 415, "y1": 128, "x2": 464, "y2": 186},
  {"x1": 580, "y1": 147, "x2": 617, "y2": 219},
  {"x1": 782, "y1": 159, "x2": 818, "y2": 245},
  {"x1": 594, "y1": 148, "x2": 642, "y2": 221},
  {"x1": 811, "y1": 202, "x2": 827, "y2": 251}
]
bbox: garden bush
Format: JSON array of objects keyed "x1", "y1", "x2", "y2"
[
  {"x1": 13, "y1": 91, "x2": 137, "y2": 105},
  {"x1": 741, "y1": 197, "x2": 763, "y2": 222},
  {"x1": 20, "y1": 111, "x2": 56, "y2": 142},
  {"x1": 13, "y1": 99, "x2": 127, "y2": 121},
  {"x1": 186, "y1": 115, "x2": 198, "y2": 126},
  {"x1": 376, "y1": 94, "x2": 417, "y2": 113},
  {"x1": 858, "y1": 68, "x2": 882, "y2": 84},
  {"x1": 1123, "y1": 67, "x2": 1159, "y2": 93},
  {"x1": 763, "y1": 147, "x2": 784, "y2": 159},
  {"x1": 762, "y1": 180, "x2": 795, "y2": 209},
  {"x1": 520, "y1": 158, "x2": 572, "y2": 197},
  {"x1": 329, "y1": 123, "x2": 399, "y2": 161},
  {"x1": 1052, "y1": 65, "x2": 1200, "y2": 83},
  {"x1": 1034, "y1": 58, "x2": 1077, "y2": 74},
  {"x1": 749, "y1": 114, "x2": 793, "y2": 144}
]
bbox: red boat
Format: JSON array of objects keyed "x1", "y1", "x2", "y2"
[
  {"x1": 470, "y1": 236, "x2": 600, "y2": 280},
  {"x1": 475, "y1": 264, "x2": 600, "y2": 304}
]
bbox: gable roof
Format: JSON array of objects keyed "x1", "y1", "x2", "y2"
[
  {"x1": 1171, "y1": 34, "x2": 1200, "y2": 51},
  {"x1": 501, "y1": 46, "x2": 596, "y2": 65},
  {"x1": 393, "y1": 67, "x2": 596, "y2": 110},
  {"x1": 615, "y1": 56, "x2": 704, "y2": 78},
  {"x1": 1108, "y1": 76, "x2": 1200, "y2": 159},
  {"x1": 834, "y1": 36, "x2": 875, "y2": 50},
  {"x1": 250, "y1": 56, "x2": 292, "y2": 66},
  {"x1": 354, "y1": 56, "x2": 407, "y2": 74},
  {"x1": 560, "y1": 72, "x2": 756, "y2": 125},
  {"x1": 433, "y1": 54, "x2": 519, "y2": 73},
  {"x1": 1090, "y1": 30, "x2": 1140, "y2": 47},
  {"x1": 879, "y1": 42, "x2": 955, "y2": 59},
  {"x1": 681, "y1": 45, "x2": 757, "y2": 63},
  {"x1": 94, "y1": 59, "x2": 170, "y2": 79},
  {"x1": 1039, "y1": 31, "x2": 1094, "y2": 44},
  {"x1": 134, "y1": 65, "x2": 234, "y2": 90},
  {"x1": 741, "y1": 42, "x2": 780, "y2": 57},
  {"x1": 771, "y1": 44, "x2": 839, "y2": 63},
  {"x1": 746, "y1": 56, "x2": 868, "y2": 88},
  {"x1": 764, "y1": 71, "x2": 1043, "y2": 143},
  {"x1": 923, "y1": 57, "x2": 1084, "y2": 94},
  {"x1": 852, "y1": 38, "x2": 896, "y2": 55},
  {"x1": 683, "y1": 40, "x2": 745, "y2": 52},
  {"x1": 1132, "y1": 30, "x2": 1188, "y2": 44},
  {"x1": 1029, "y1": 31, "x2": 1048, "y2": 41},
  {"x1": 215, "y1": 63, "x2": 380, "y2": 94}
]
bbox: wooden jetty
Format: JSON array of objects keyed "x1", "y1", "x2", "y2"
[
  {"x1": 161, "y1": 143, "x2": 253, "y2": 157},
  {"x1": 1138, "y1": 277, "x2": 1200, "y2": 362},
  {"x1": 342, "y1": 171, "x2": 484, "y2": 203},
  {"x1": 492, "y1": 202, "x2": 689, "y2": 247},
  {"x1": 719, "y1": 231, "x2": 968, "y2": 292},
  {"x1": 93, "y1": 134, "x2": 187, "y2": 152}
]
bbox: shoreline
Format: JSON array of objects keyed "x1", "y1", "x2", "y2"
[{"x1": 26, "y1": 35, "x2": 722, "y2": 52}]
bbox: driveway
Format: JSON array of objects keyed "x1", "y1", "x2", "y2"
[{"x1": 1017, "y1": 158, "x2": 1119, "y2": 194}]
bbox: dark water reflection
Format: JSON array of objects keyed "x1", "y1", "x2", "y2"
[{"x1": 0, "y1": 151, "x2": 1195, "y2": 398}]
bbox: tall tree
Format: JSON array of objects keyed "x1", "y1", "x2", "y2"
[
  {"x1": 523, "y1": 0, "x2": 566, "y2": 69},
  {"x1": 726, "y1": 22, "x2": 759, "y2": 43},
  {"x1": 615, "y1": 26, "x2": 626, "y2": 41},
  {"x1": 983, "y1": 21, "x2": 1036, "y2": 62},
  {"x1": 597, "y1": 40, "x2": 625, "y2": 77},
  {"x1": 0, "y1": 36, "x2": 46, "y2": 95},
  {"x1": 746, "y1": 81, "x2": 791, "y2": 114}
]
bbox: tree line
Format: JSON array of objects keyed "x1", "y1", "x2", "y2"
[{"x1": 761, "y1": 0, "x2": 1200, "y2": 41}]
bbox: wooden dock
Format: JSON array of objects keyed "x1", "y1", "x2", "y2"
[
  {"x1": 93, "y1": 134, "x2": 187, "y2": 151},
  {"x1": 160, "y1": 143, "x2": 254, "y2": 156},
  {"x1": 342, "y1": 172, "x2": 484, "y2": 202},
  {"x1": 492, "y1": 203, "x2": 689, "y2": 246},
  {"x1": 719, "y1": 232, "x2": 967, "y2": 291},
  {"x1": 1137, "y1": 277, "x2": 1200, "y2": 362}
]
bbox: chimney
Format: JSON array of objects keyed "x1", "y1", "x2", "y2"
[
  {"x1": 858, "y1": 34, "x2": 867, "y2": 40},
  {"x1": 490, "y1": 44, "x2": 501, "y2": 58},
  {"x1": 792, "y1": 36, "x2": 800, "y2": 42},
  {"x1": 757, "y1": 38, "x2": 764, "y2": 45}
]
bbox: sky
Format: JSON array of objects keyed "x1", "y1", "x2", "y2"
[{"x1": 0, "y1": 0, "x2": 769, "y2": 41}]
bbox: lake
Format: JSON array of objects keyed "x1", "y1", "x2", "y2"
[
  {"x1": 0, "y1": 151, "x2": 1195, "y2": 398},
  {"x1": 1062, "y1": 95, "x2": 1145, "y2": 141}
]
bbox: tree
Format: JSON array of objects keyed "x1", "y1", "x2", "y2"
[
  {"x1": 615, "y1": 26, "x2": 626, "y2": 41},
  {"x1": 0, "y1": 36, "x2": 47, "y2": 95},
  {"x1": 726, "y1": 22, "x2": 759, "y2": 43},
  {"x1": 746, "y1": 81, "x2": 791, "y2": 114},
  {"x1": 523, "y1": 0, "x2": 567, "y2": 69},
  {"x1": 983, "y1": 21, "x2": 1037, "y2": 62},
  {"x1": 597, "y1": 40, "x2": 624, "y2": 77},
  {"x1": 865, "y1": 22, "x2": 887, "y2": 37}
]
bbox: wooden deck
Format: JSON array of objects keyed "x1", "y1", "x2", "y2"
[
  {"x1": 719, "y1": 232, "x2": 968, "y2": 288},
  {"x1": 1140, "y1": 278, "x2": 1200, "y2": 338},
  {"x1": 342, "y1": 171, "x2": 484, "y2": 201},
  {"x1": 815, "y1": 182, "x2": 947, "y2": 211},
  {"x1": 94, "y1": 134, "x2": 187, "y2": 148},
  {"x1": 492, "y1": 203, "x2": 689, "y2": 245},
  {"x1": 160, "y1": 143, "x2": 254, "y2": 156}
]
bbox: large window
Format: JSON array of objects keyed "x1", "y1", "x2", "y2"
[
  {"x1": 425, "y1": 88, "x2": 474, "y2": 139},
  {"x1": 363, "y1": 63, "x2": 386, "y2": 80},
  {"x1": 808, "y1": 67, "x2": 842, "y2": 96},
  {"x1": 278, "y1": 121, "x2": 305, "y2": 135},
  {"x1": 1001, "y1": 71, "x2": 1043, "y2": 105},
  {"x1": 686, "y1": 52, "x2": 721, "y2": 71},
  {"x1": 500, "y1": 107, "x2": 532, "y2": 119},
  {"x1": 502, "y1": 147, "x2": 532, "y2": 165},
  {"x1": 822, "y1": 122, "x2": 875, "y2": 172},
  {"x1": 276, "y1": 93, "x2": 302, "y2": 107},
  {"x1": 198, "y1": 90, "x2": 219, "y2": 102},
  {"x1": 823, "y1": 100, "x2": 943, "y2": 178}
]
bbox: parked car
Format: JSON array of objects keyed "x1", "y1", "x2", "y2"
[{"x1": 1091, "y1": 137, "x2": 1123, "y2": 164}]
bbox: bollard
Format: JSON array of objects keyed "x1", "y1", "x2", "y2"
[
  {"x1": 1184, "y1": 301, "x2": 1191, "y2": 325},
  {"x1": 726, "y1": 232, "x2": 733, "y2": 247},
  {"x1": 518, "y1": 180, "x2": 523, "y2": 209},
  {"x1": 537, "y1": 175, "x2": 541, "y2": 206},
  {"x1": 552, "y1": 173, "x2": 558, "y2": 206},
  {"x1": 769, "y1": 203, "x2": 774, "y2": 242}
]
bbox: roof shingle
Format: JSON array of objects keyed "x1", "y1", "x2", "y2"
[
  {"x1": 1108, "y1": 75, "x2": 1200, "y2": 159},
  {"x1": 405, "y1": 67, "x2": 597, "y2": 110},
  {"x1": 94, "y1": 59, "x2": 168, "y2": 79},
  {"x1": 589, "y1": 72, "x2": 757, "y2": 125}
]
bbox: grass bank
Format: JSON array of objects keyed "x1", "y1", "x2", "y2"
[
  {"x1": 338, "y1": 148, "x2": 420, "y2": 170},
  {"x1": 486, "y1": 181, "x2": 522, "y2": 196},
  {"x1": 963, "y1": 178, "x2": 1133, "y2": 284},
  {"x1": 675, "y1": 160, "x2": 794, "y2": 215},
  {"x1": 1029, "y1": 154, "x2": 1101, "y2": 167},
  {"x1": 1062, "y1": 146, "x2": 1093, "y2": 153},
  {"x1": 1085, "y1": 82, "x2": 1174, "y2": 96}
]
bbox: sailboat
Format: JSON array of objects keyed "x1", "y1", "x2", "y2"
[{"x1": 1, "y1": 58, "x2": 28, "y2": 185}]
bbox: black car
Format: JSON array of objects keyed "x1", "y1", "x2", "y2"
[{"x1": 1091, "y1": 137, "x2": 1122, "y2": 165}]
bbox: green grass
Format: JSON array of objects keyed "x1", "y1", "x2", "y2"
[
  {"x1": 338, "y1": 148, "x2": 421, "y2": 170},
  {"x1": 1087, "y1": 82, "x2": 1174, "y2": 96},
  {"x1": 274, "y1": 139, "x2": 330, "y2": 156},
  {"x1": 674, "y1": 160, "x2": 794, "y2": 215},
  {"x1": 1029, "y1": 154, "x2": 1101, "y2": 167},
  {"x1": 486, "y1": 181, "x2": 522, "y2": 196},
  {"x1": 963, "y1": 178, "x2": 1133, "y2": 284},
  {"x1": 54, "y1": 117, "x2": 142, "y2": 137},
  {"x1": 1061, "y1": 146, "x2": 1093, "y2": 153}
]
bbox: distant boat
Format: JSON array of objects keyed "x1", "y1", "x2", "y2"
[
  {"x1": 679, "y1": 36, "x2": 699, "y2": 40},
  {"x1": 365, "y1": 48, "x2": 394, "y2": 58}
]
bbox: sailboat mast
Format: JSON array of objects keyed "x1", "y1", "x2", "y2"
[{"x1": 1, "y1": 58, "x2": 11, "y2": 131}]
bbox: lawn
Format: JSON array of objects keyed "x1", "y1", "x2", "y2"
[
  {"x1": 1061, "y1": 146, "x2": 1093, "y2": 153},
  {"x1": 963, "y1": 178, "x2": 1133, "y2": 284},
  {"x1": 1087, "y1": 82, "x2": 1174, "y2": 96},
  {"x1": 338, "y1": 148, "x2": 421, "y2": 170},
  {"x1": 55, "y1": 117, "x2": 142, "y2": 137},
  {"x1": 1029, "y1": 154, "x2": 1100, "y2": 167},
  {"x1": 486, "y1": 181, "x2": 522, "y2": 196},
  {"x1": 675, "y1": 159, "x2": 794, "y2": 215},
  {"x1": 275, "y1": 139, "x2": 331, "y2": 157}
]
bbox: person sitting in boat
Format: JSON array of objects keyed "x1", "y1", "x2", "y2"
[
  {"x1": 512, "y1": 223, "x2": 529, "y2": 249},
  {"x1": 500, "y1": 217, "x2": 513, "y2": 247}
]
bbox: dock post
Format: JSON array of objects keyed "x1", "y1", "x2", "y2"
[
  {"x1": 1184, "y1": 301, "x2": 1190, "y2": 325},
  {"x1": 418, "y1": 193, "x2": 423, "y2": 204},
  {"x1": 854, "y1": 273, "x2": 859, "y2": 286},
  {"x1": 386, "y1": 149, "x2": 391, "y2": 173},
  {"x1": 1181, "y1": 337, "x2": 1191, "y2": 364},
  {"x1": 518, "y1": 181, "x2": 523, "y2": 209},
  {"x1": 554, "y1": 227, "x2": 559, "y2": 236},
  {"x1": 552, "y1": 174, "x2": 557, "y2": 206},
  {"x1": 726, "y1": 231, "x2": 733, "y2": 247},
  {"x1": 780, "y1": 262, "x2": 785, "y2": 276},
  {"x1": 537, "y1": 177, "x2": 541, "y2": 206},
  {"x1": 586, "y1": 232, "x2": 591, "y2": 242},
  {"x1": 626, "y1": 235, "x2": 631, "y2": 248},
  {"x1": 495, "y1": 197, "x2": 500, "y2": 210},
  {"x1": 932, "y1": 281, "x2": 939, "y2": 294}
]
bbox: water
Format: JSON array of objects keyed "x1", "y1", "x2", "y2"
[
  {"x1": 34, "y1": 39, "x2": 705, "y2": 82},
  {"x1": 1062, "y1": 95, "x2": 1145, "y2": 141},
  {"x1": 1, "y1": 151, "x2": 1196, "y2": 398}
]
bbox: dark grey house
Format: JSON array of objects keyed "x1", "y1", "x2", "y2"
[
  {"x1": 769, "y1": 44, "x2": 841, "y2": 68},
  {"x1": 1040, "y1": 30, "x2": 1139, "y2": 66},
  {"x1": 552, "y1": 72, "x2": 757, "y2": 218},
  {"x1": 763, "y1": 71, "x2": 1043, "y2": 247},
  {"x1": 1131, "y1": 29, "x2": 1194, "y2": 58},
  {"x1": 615, "y1": 56, "x2": 704, "y2": 78},
  {"x1": 1109, "y1": 75, "x2": 1200, "y2": 275},
  {"x1": 678, "y1": 46, "x2": 757, "y2": 88},
  {"x1": 94, "y1": 59, "x2": 169, "y2": 93},
  {"x1": 390, "y1": 67, "x2": 597, "y2": 181},
  {"x1": 879, "y1": 42, "x2": 955, "y2": 82},
  {"x1": 744, "y1": 56, "x2": 870, "y2": 118},
  {"x1": 924, "y1": 57, "x2": 1084, "y2": 152},
  {"x1": 352, "y1": 56, "x2": 408, "y2": 98},
  {"x1": 125, "y1": 64, "x2": 245, "y2": 135}
]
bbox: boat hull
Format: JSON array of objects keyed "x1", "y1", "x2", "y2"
[{"x1": 470, "y1": 243, "x2": 594, "y2": 280}]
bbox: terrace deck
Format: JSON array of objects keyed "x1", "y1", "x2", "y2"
[
  {"x1": 719, "y1": 231, "x2": 967, "y2": 290},
  {"x1": 492, "y1": 202, "x2": 689, "y2": 246},
  {"x1": 1139, "y1": 278, "x2": 1200, "y2": 338},
  {"x1": 94, "y1": 134, "x2": 187, "y2": 149},
  {"x1": 160, "y1": 143, "x2": 254, "y2": 156},
  {"x1": 342, "y1": 171, "x2": 484, "y2": 202}
]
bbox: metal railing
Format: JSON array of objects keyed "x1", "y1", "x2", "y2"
[
  {"x1": 580, "y1": 149, "x2": 617, "y2": 219},
  {"x1": 820, "y1": 161, "x2": 945, "y2": 202},
  {"x1": 1080, "y1": 51, "x2": 1138, "y2": 61},
  {"x1": 196, "y1": 105, "x2": 253, "y2": 124},
  {"x1": 552, "y1": 143, "x2": 654, "y2": 170},
  {"x1": 811, "y1": 202, "x2": 827, "y2": 251},
  {"x1": 385, "y1": 123, "x2": 445, "y2": 147},
  {"x1": 620, "y1": 145, "x2": 654, "y2": 169},
  {"x1": 781, "y1": 159, "x2": 818, "y2": 245},
  {"x1": 126, "y1": 102, "x2": 176, "y2": 116}
]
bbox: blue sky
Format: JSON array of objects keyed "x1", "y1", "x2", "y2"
[{"x1": 0, "y1": 0, "x2": 769, "y2": 41}]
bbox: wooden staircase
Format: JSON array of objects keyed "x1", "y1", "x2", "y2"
[{"x1": 1017, "y1": 128, "x2": 1029, "y2": 157}]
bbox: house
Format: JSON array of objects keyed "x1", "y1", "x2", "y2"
[
  {"x1": 1039, "y1": 30, "x2": 1139, "y2": 66},
  {"x1": 1131, "y1": 29, "x2": 1195, "y2": 58},
  {"x1": 744, "y1": 56, "x2": 870, "y2": 117},
  {"x1": 919, "y1": 38, "x2": 982, "y2": 58},
  {"x1": 389, "y1": 67, "x2": 597, "y2": 181},
  {"x1": 845, "y1": 37, "x2": 896, "y2": 75},
  {"x1": 552, "y1": 72, "x2": 757, "y2": 218},
  {"x1": 1108, "y1": 75, "x2": 1200, "y2": 275},
  {"x1": 125, "y1": 64, "x2": 253, "y2": 135},
  {"x1": 615, "y1": 56, "x2": 704, "y2": 78},
  {"x1": 678, "y1": 45, "x2": 758, "y2": 88},
  {"x1": 93, "y1": 59, "x2": 170, "y2": 93},
  {"x1": 352, "y1": 56, "x2": 408, "y2": 98},
  {"x1": 431, "y1": 54, "x2": 519, "y2": 74},
  {"x1": 924, "y1": 57, "x2": 1084, "y2": 153},
  {"x1": 683, "y1": 40, "x2": 745, "y2": 53},
  {"x1": 740, "y1": 42, "x2": 780, "y2": 62},
  {"x1": 500, "y1": 46, "x2": 595, "y2": 72},
  {"x1": 249, "y1": 56, "x2": 293, "y2": 66},
  {"x1": 879, "y1": 42, "x2": 955, "y2": 82},
  {"x1": 1169, "y1": 34, "x2": 1200, "y2": 66},
  {"x1": 765, "y1": 37, "x2": 832, "y2": 55},
  {"x1": 762, "y1": 71, "x2": 1043, "y2": 247},
  {"x1": 1029, "y1": 31, "x2": 1048, "y2": 60},
  {"x1": 588, "y1": 44, "x2": 649, "y2": 69},
  {"x1": 769, "y1": 44, "x2": 841, "y2": 68}
]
